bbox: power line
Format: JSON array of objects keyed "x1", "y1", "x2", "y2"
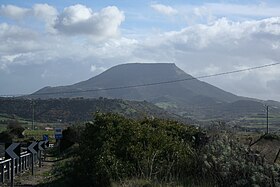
[{"x1": 1, "y1": 62, "x2": 280, "y2": 97}]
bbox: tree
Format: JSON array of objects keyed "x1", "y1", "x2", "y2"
[
  {"x1": 60, "y1": 126, "x2": 83, "y2": 151},
  {"x1": 0, "y1": 131, "x2": 13, "y2": 143},
  {"x1": 7, "y1": 120, "x2": 25, "y2": 138}
]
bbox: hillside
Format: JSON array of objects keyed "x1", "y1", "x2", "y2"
[{"x1": 0, "y1": 97, "x2": 193, "y2": 124}]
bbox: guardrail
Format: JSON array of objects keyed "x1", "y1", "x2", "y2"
[
  {"x1": 0, "y1": 152, "x2": 35, "y2": 184},
  {"x1": 0, "y1": 158, "x2": 11, "y2": 183},
  {"x1": 0, "y1": 141, "x2": 48, "y2": 187}
]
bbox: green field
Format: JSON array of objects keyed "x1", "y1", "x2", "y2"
[
  {"x1": 23, "y1": 129, "x2": 55, "y2": 142},
  {"x1": 0, "y1": 113, "x2": 65, "y2": 143}
]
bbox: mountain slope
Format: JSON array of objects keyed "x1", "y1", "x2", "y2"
[{"x1": 31, "y1": 63, "x2": 241, "y2": 105}]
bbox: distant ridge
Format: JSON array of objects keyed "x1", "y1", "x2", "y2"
[{"x1": 0, "y1": 97, "x2": 194, "y2": 124}]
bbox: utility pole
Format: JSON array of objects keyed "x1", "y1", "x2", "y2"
[
  {"x1": 32, "y1": 100, "x2": 35, "y2": 130},
  {"x1": 264, "y1": 105, "x2": 269, "y2": 134}
]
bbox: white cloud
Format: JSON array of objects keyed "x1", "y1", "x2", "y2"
[
  {"x1": 0, "y1": 4, "x2": 30, "y2": 20},
  {"x1": 0, "y1": 23, "x2": 40, "y2": 54},
  {"x1": 178, "y1": 3, "x2": 280, "y2": 26},
  {"x1": 204, "y1": 3, "x2": 280, "y2": 18},
  {"x1": 33, "y1": 4, "x2": 58, "y2": 33},
  {"x1": 59, "y1": 4, "x2": 92, "y2": 24},
  {"x1": 0, "y1": 4, "x2": 58, "y2": 33},
  {"x1": 153, "y1": 17, "x2": 280, "y2": 53},
  {"x1": 33, "y1": 4, "x2": 58, "y2": 22},
  {"x1": 54, "y1": 4, "x2": 125, "y2": 39},
  {"x1": 90, "y1": 65, "x2": 106, "y2": 73},
  {"x1": 151, "y1": 4, "x2": 177, "y2": 16},
  {"x1": 90, "y1": 65, "x2": 97, "y2": 72},
  {"x1": 0, "y1": 4, "x2": 58, "y2": 21},
  {"x1": 0, "y1": 4, "x2": 125, "y2": 41},
  {"x1": 128, "y1": 17, "x2": 280, "y2": 100}
]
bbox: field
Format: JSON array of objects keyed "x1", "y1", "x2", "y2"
[
  {"x1": 236, "y1": 113, "x2": 280, "y2": 132},
  {"x1": 0, "y1": 113, "x2": 66, "y2": 143},
  {"x1": 22, "y1": 129, "x2": 55, "y2": 142}
]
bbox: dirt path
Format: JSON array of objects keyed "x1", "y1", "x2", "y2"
[{"x1": 14, "y1": 161, "x2": 55, "y2": 187}]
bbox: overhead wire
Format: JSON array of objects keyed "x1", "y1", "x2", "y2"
[{"x1": 1, "y1": 62, "x2": 280, "y2": 97}]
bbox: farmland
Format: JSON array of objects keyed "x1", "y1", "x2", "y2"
[{"x1": 0, "y1": 113, "x2": 65, "y2": 143}]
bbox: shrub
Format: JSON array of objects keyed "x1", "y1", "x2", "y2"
[
  {"x1": 0, "y1": 131, "x2": 13, "y2": 143},
  {"x1": 7, "y1": 120, "x2": 25, "y2": 138},
  {"x1": 199, "y1": 134, "x2": 280, "y2": 186},
  {"x1": 67, "y1": 113, "x2": 203, "y2": 186},
  {"x1": 60, "y1": 126, "x2": 82, "y2": 152}
]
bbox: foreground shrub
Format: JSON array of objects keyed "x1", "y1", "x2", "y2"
[
  {"x1": 199, "y1": 135, "x2": 280, "y2": 186},
  {"x1": 51, "y1": 114, "x2": 280, "y2": 187},
  {"x1": 67, "y1": 113, "x2": 203, "y2": 186}
]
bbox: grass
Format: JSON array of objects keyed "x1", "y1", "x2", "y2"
[
  {"x1": 155, "y1": 102, "x2": 177, "y2": 110},
  {"x1": 0, "y1": 113, "x2": 65, "y2": 142},
  {"x1": 111, "y1": 178, "x2": 215, "y2": 187},
  {"x1": 0, "y1": 125, "x2": 6, "y2": 132},
  {"x1": 23, "y1": 129, "x2": 55, "y2": 142},
  {"x1": 1, "y1": 124, "x2": 57, "y2": 143}
]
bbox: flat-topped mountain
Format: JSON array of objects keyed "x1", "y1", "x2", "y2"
[{"x1": 31, "y1": 63, "x2": 240, "y2": 103}]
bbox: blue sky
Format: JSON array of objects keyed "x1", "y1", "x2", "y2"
[{"x1": 0, "y1": 0, "x2": 280, "y2": 100}]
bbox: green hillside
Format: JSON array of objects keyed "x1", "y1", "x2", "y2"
[{"x1": 0, "y1": 97, "x2": 193, "y2": 124}]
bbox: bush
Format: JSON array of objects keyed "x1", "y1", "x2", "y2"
[
  {"x1": 199, "y1": 134, "x2": 280, "y2": 186},
  {"x1": 0, "y1": 131, "x2": 13, "y2": 143},
  {"x1": 60, "y1": 126, "x2": 83, "y2": 152},
  {"x1": 51, "y1": 114, "x2": 280, "y2": 186},
  {"x1": 67, "y1": 113, "x2": 203, "y2": 186},
  {"x1": 7, "y1": 120, "x2": 25, "y2": 138}
]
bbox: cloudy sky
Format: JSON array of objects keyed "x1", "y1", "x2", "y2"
[{"x1": 1, "y1": 0, "x2": 280, "y2": 101}]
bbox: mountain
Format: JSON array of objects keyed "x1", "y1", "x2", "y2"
[
  {"x1": 29, "y1": 63, "x2": 280, "y2": 121},
  {"x1": 31, "y1": 63, "x2": 240, "y2": 103}
]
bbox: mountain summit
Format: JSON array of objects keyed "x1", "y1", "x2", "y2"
[{"x1": 32, "y1": 63, "x2": 240, "y2": 104}]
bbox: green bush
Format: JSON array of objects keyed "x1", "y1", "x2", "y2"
[
  {"x1": 0, "y1": 131, "x2": 13, "y2": 143},
  {"x1": 7, "y1": 120, "x2": 25, "y2": 138},
  {"x1": 54, "y1": 113, "x2": 280, "y2": 186},
  {"x1": 66, "y1": 113, "x2": 203, "y2": 186}
]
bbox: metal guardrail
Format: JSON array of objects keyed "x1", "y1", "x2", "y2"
[
  {"x1": 0, "y1": 150, "x2": 42, "y2": 186},
  {"x1": 0, "y1": 153, "x2": 34, "y2": 184},
  {"x1": 0, "y1": 141, "x2": 49, "y2": 187},
  {"x1": 0, "y1": 158, "x2": 11, "y2": 183}
]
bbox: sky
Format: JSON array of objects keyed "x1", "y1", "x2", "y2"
[{"x1": 0, "y1": 0, "x2": 280, "y2": 101}]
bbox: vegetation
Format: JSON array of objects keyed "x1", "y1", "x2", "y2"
[
  {"x1": 0, "y1": 98, "x2": 192, "y2": 124},
  {"x1": 47, "y1": 113, "x2": 280, "y2": 187},
  {"x1": 0, "y1": 131, "x2": 13, "y2": 143},
  {"x1": 1, "y1": 111, "x2": 279, "y2": 186},
  {"x1": 0, "y1": 118, "x2": 56, "y2": 142},
  {"x1": 51, "y1": 113, "x2": 204, "y2": 186},
  {"x1": 23, "y1": 129, "x2": 55, "y2": 142},
  {"x1": 199, "y1": 135, "x2": 280, "y2": 186},
  {"x1": 7, "y1": 120, "x2": 25, "y2": 138},
  {"x1": 0, "y1": 120, "x2": 25, "y2": 142}
]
